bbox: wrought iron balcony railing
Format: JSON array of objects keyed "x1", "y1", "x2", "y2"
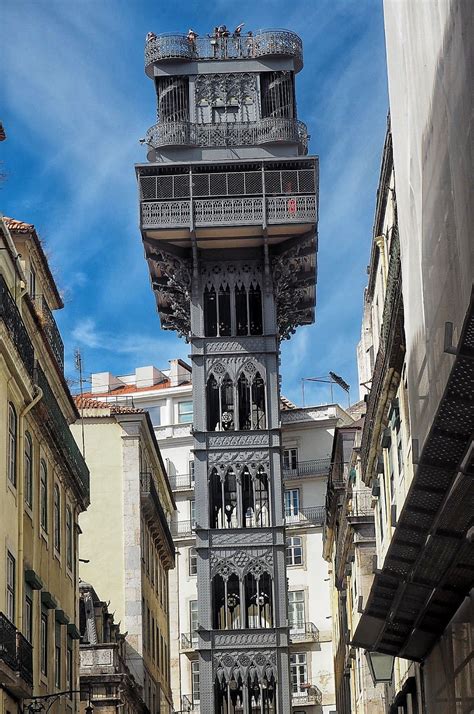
[
  {"x1": 145, "y1": 118, "x2": 308, "y2": 154},
  {"x1": 282, "y1": 458, "x2": 331, "y2": 480},
  {"x1": 171, "y1": 520, "x2": 196, "y2": 539},
  {"x1": 32, "y1": 295, "x2": 64, "y2": 371},
  {"x1": 285, "y1": 506, "x2": 326, "y2": 527},
  {"x1": 141, "y1": 195, "x2": 316, "y2": 229},
  {"x1": 145, "y1": 29, "x2": 303, "y2": 71},
  {"x1": 181, "y1": 694, "x2": 199, "y2": 712},
  {"x1": 0, "y1": 612, "x2": 33, "y2": 687},
  {"x1": 348, "y1": 489, "x2": 374, "y2": 517},
  {"x1": 168, "y1": 473, "x2": 194, "y2": 490},
  {"x1": 36, "y1": 365, "x2": 90, "y2": 502},
  {"x1": 180, "y1": 632, "x2": 198, "y2": 650},
  {"x1": 289, "y1": 621, "x2": 319, "y2": 643},
  {"x1": 292, "y1": 687, "x2": 322, "y2": 706},
  {"x1": 0, "y1": 274, "x2": 35, "y2": 379},
  {"x1": 140, "y1": 472, "x2": 175, "y2": 560}
]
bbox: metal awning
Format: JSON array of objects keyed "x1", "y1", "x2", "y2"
[{"x1": 352, "y1": 293, "x2": 474, "y2": 660}]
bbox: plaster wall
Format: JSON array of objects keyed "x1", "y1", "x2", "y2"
[{"x1": 384, "y1": 0, "x2": 474, "y2": 454}]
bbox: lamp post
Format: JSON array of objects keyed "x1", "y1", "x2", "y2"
[
  {"x1": 25, "y1": 690, "x2": 94, "y2": 713},
  {"x1": 364, "y1": 650, "x2": 395, "y2": 685}
]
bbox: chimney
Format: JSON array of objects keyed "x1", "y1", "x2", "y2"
[
  {"x1": 91, "y1": 372, "x2": 123, "y2": 394},
  {"x1": 135, "y1": 366, "x2": 166, "y2": 389},
  {"x1": 169, "y1": 359, "x2": 190, "y2": 387}
]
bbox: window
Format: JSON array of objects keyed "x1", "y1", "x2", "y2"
[
  {"x1": 190, "y1": 500, "x2": 195, "y2": 527},
  {"x1": 66, "y1": 636, "x2": 73, "y2": 693},
  {"x1": 24, "y1": 585, "x2": 33, "y2": 643},
  {"x1": 147, "y1": 405, "x2": 162, "y2": 426},
  {"x1": 6, "y1": 552, "x2": 15, "y2": 621},
  {"x1": 285, "y1": 489, "x2": 300, "y2": 521},
  {"x1": 8, "y1": 402, "x2": 17, "y2": 486},
  {"x1": 286, "y1": 536, "x2": 303, "y2": 566},
  {"x1": 290, "y1": 653, "x2": 308, "y2": 694},
  {"x1": 283, "y1": 448, "x2": 298, "y2": 471},
  {"x1": 178, "y1": 401, "x2": 193, "y2": 424},
  {"x1": 41, "y1": 608, "x2": 48, "y2": 675},
  {"x1": 66, "y1": 506, "x2": 73, "y2": 570},
  {"x1": 55, "y1": 620, "x2": 61, "y2": 688},
  {"x1": 40, "y1": 460, "x2": 48, "y2": 531},
  {"x1": 54, "y1": 484, "x2": 61, "y2": 552},
  {"x1": 189, "y1": 600, "x2": 198, "y2": 645},
  {"x1": 24, "y1": 431, "x2": 33, "y2": 507},
  {"x1": 192, "y1": 660, "x2": 200, "y2": 705},
  {"x1": 29, "y1": 266, "x2": 36, "y2": 297},
  {"x1": 189, "y1": 547, "x2": 197, "y2": 576},
  {"x1": 189, "y1": 460, "x2": 195, "y2": 484},
  {"x1": 288, "y1": 591, "x2": 305, "y2": 632}
]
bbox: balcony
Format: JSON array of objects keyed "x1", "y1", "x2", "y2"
[
  {"x1": 283, "y1": 458, "x2": 331, "y2": 481},
  {"x1": 348, "y1": 489, "x2": 374, "y2": 518},
  {"x1": 0, "y1": 274, "x2": 35, "y2": 379},
  {"x1": 80, "y1": 643, "x2": 119, "y2": 674},
  {"x1": 36, "y1": 365, "x2": 90, "y2": 504},
  {"x1": 285, "y1": 506, "x2": 325, "y2": 528},
  {"x1": 33, "y1": 295, "x2": 64, "y2": 371},
  {"x1": 289, "y1": 622, "x2": 319, "y2": 644},
  {"x1": 181, "y1": 695, "x2": 199, "y2": 713},
  {"x1": 0, "y1": 612, "x2": 33, "y2": 697},
  {"x1": 171, "y1": 519, "x2": 196, "y2": 539},
  {"x1": 140, "y1": 472, "x2": 175, "y2": 565},
  {"x1": 145, "y1": 118, "x2": 308, "y2": 154},
  {"x1": 168, "y1": 473, "x2": 194, "y2": 491},
  {"x1": 292, "y1": 687, "x2": 322, "y2": 707},
  {"x1": 145, "y1": 29, "x2": 303, "y2": 73},
  {"x1": 141, "y1": 194, "x2": 316, "y2": 230},
  {"x1": 180, "y1": 632, "x2": 198, "y2": 652}
]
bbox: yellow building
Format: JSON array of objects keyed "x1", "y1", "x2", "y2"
[
  {"x1": 70, "y1": 398, "x2": 175, "y2": 714},
  {"x1": 0, "y1": 216, "x2": 90, "y2": 713}
]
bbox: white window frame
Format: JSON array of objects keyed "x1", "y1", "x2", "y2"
[
  {"x1": 189, "y1": 547, "x2": 197, "y2": 576},
  {"x1": 24, "y1": 431, "x2": 33, "y2": 508},
  {"x1": 284, "y1": 488, "x2": 300, "y2": 521},
  {"x1": 192, "y1": 659, "x2": 200, "y2": 705},
  {"x1": 286, "y1": 536, "x2": 303, "y2": 566},
  {"x1": 6, "y1": 551, "x2": 15, "y2": 622},
  {"x1": 288, "y1": 591, "x2": 305, "y2": 632},
  {"x1": 290, "y1": 652, "x2": 308, "y2": 694},
  {"x1": 8, "y1": 402, "x2": 17, "y2": 487},
  {"x1": 178, "y1": 400, "x2": 193, "y2": 424},
  {"x1": 283, "y1": 447, "x2": 298, "y2": 471}
]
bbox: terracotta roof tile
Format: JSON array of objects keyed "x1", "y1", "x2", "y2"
[
  {"x1": 280, "y1": 395, "x2": 297, "y2": 410},
  {"x1": 74, "y1": 395, "x2": 144, "y2": 414},
  {"x1": 81, "y1": 378, "x2": 194, "y2": 398}
]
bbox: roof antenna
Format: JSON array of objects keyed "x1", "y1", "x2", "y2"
[{"x1": 75, "y1": 348, "x2": 86, "y2": 458}]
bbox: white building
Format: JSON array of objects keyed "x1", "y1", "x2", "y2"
[{"x1": 85, "y1": 360, "x2": 353, "y2": 713}]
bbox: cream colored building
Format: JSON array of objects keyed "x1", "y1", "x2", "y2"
[
  {"x1": 70, "y1": 399, "x2": 175, "y2": 714},
  {"x1": 0, "y1": 216, "x2": 90, "y2": 713},
  {"x1": 85, "y1": 361, "x2": 352, "y2": 713}
]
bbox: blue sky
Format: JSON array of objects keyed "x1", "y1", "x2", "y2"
[{"x1": 1, "y1": 0, "x2": 388, "y2": 407}]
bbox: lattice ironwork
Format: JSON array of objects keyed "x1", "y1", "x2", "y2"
[
  {"x1": 33, "y1": 295, "x2": 64, "y2": 371},
  {"x1": 145, "y1": 118, "x2": 308, "y2": 154},
  {"x1": 145, "y1": 29, "x2": 303, "y2": 71},
  {"x1": 0, "y1": 274, "x2": 35, "y2": 379}
]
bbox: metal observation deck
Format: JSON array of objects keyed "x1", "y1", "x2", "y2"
[{"x1": 145, "y1": 29, "x2": 303, "y2": 75}]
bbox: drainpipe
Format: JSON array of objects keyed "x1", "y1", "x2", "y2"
[{"x1": 17, "y1": 386, "x2": 43, "y2": 630}]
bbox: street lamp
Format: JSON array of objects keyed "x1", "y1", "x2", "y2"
[{"x1": 364, "y1": 650, "x2": 395, "y2": 685}]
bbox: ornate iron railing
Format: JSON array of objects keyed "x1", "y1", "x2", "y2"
[
  {"x1": 146, "y1": 118, "x2": 308, "y2": 153},
  {"x1": 169, "y1": 473, "x2": 194, "y2": 490},
  {"x1": 16, "y1": 632, "x2": 33, "y2": 685},
  {"x1": 33, "y1": 295, "x2": 64, "y2": 371},
  {"x1": 140, "y1": 472, "x2": 175, "y2": 558},
  {"x1": 0, "y1": 274, "x2": 35, "y2": 379},
  {"x1": 348, "y1": 489, "x2": 374, "y2": 517},
  {"x1": 171, "y1": 520, "x2": 196, "y2": 538},
  {"x1": 145, "y1": 29, "x2": 303, "y2": 70},
  {"x1": 0, "y1": 613, "x2": 33, "y2": 686},
  {"x1": 292, "y1": 687, "x2": 322, "y2": 706},
  {"x1": 0, "y1": 612, "x2": 17, "y2": 670},
  {"x1": 282, "y1": 457, "x2": 331, "y2": 480},
  {"x1": 289, "y1": 621, "x2": 319, "y2": 643},
  {"x1": 180, "y1": 631, "x2": 198, "y2": 650},
  {"x1": 35, "y1": 365, "x2": 90, "y2": 501},
  {"x1": 141, "y1": 195, "x2": 316, "y2": 229},
  {"x1": 285, "y1": 506, "x2": 326, "y2": 527}
]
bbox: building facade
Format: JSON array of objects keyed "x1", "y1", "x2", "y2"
[
  {"x1": 86, "y1": 362, "x2": 352, "y2": 712},
  {"x1": 0, "y1": 216, "x2": 90, "y2": 713},
  {"x1": 70, "y1": 399, "x2": 176, "y2": 714},
  {"x1": 79, "y1": 581, "x2": 147, "y2": 713},
  {"x1": 346, "y1": 2, "x2": 474, "y2": 709}
]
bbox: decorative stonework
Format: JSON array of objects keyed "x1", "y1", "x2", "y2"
[
  {"x1": 213, "y1": 649, "x2": 277, "y2": 679},
  {"x1": 146, "y1": 244, "x2": 192, "y2": 338},
  {"x1": 207, "y1": 449, "x2": 268, "y2": 466},
  {"x1": 205, "y1": 337, "x2": 268, "y2": 354},
  {"x1": 206, "y1": 355, "x2": 266, "y2": 382},
  {"x1": 195, "y1": 73, "x2": 258, "y2": 109}
]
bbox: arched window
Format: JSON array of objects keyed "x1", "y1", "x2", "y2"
[
  {"x1": 24, "y1": 431, "x2": 33, "y2": 507},
  {"x1": 206, "y1": 372, "x2": 235, "y2": 431},
  {"x1": 40, "y1": 460, "x2": 48, "y2": 532},
  {"x1": 213, "y1": 573, "x2": 241, "y2": 630},
  {"x1": 8, "y1": 402, "x2": 17, "y2": 486},
  {"x1": 204, "y1": 286, "x2": 217, "y2": 336},
  {"x1": 54, "y1": 484, "x2": 61, "y2": 552},
  {"x1": 248, "y1": 284, "x2": 263, "y2": 335},
  {"x1": 235, "y1": 284, "x2": 248, "y2": 336},
  {"x1": 245, "y1": 571, "x2": 273, "y2": 629},
  {"x1": 237, "y1": 370, "x2": 266, "y2": 431},
  {"x1": 237, "y1": 373, "x2": 251, "y2": 430},
  {"x1": 251, "y1": 372, "x2": 266, "y2": 429},
  {"x1": 66, "y1": 506, "x2": 73, "y2": 570},
  {"x1": 211, "y1": 466, "x2": 269, "y2": 530},
  {"x1": 210, "y1": 468, "x2": 239, "y2": 529}
]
